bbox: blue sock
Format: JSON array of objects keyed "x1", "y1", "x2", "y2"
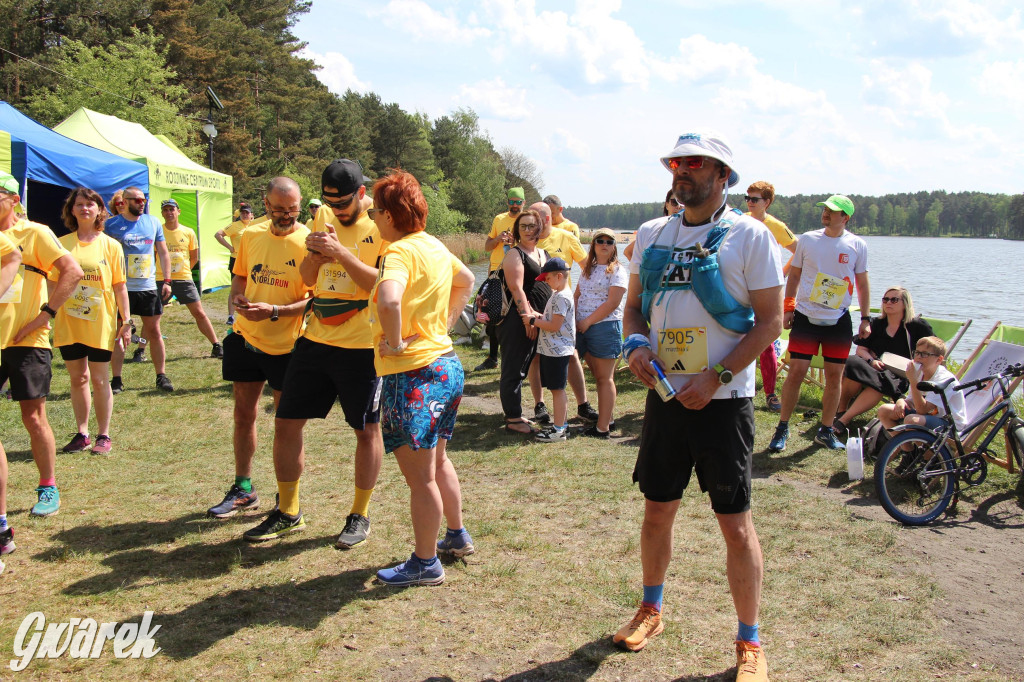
[
  {"x1": 642, "y1": 584, "x2": 664, "y2": 610},
  {"x1": 737, "y1": 620, "x2": 759, "y2": 644},
  {"x1": 446, "y1": 527, "x2": 465, "y2": 537},
  {"x1": 414, "y1": 553, "x2": 438, "y2": 567},
  {"x1": 0, "y1": 515, "x2": 7, "y2": 531}
]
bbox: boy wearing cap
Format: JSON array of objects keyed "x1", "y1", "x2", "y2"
[
  {"x1": 543, "y1": 195, "x2": 581, "y2": 240},
  {"x1": 618, "y1": 133, "x2": 782, "y2": 682},
  {"x1": 523, "y1": 258, "x2": 575, "y2": 441},
  {"x1": 0, "y1": 171, "x2": 84, "y2": 518},
  {"x1": 158, "y1": 199, "x2": 223, "y2": 358},
  {"x1": 476, "y1": 188, "x2": 527, "y2": 371},
  {"x1": 769, "y1": 195, "x2": 869, "y2": 453}
]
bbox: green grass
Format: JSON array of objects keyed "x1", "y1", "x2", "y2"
[{"x1": 0, "y1": 291, "x2": 1017, "y2": 679}]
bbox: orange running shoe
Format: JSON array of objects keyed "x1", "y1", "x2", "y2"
[
  {"x1": 612, "y1": 603, "x2": 663, "y2": 651},
  {"x1": 735, "y1": 640, "x2": 769, "y2": 681}
]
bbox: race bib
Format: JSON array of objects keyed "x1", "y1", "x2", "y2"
[
  {"x1": 317, "y1": 246, "x2": 358, "y2": 295},
  {"x1": 66, "y1": 284, "x2": 101, "y2": 321},
  {"x1": 127, "y1": 254, "x2": 153, "y2": 280},
  {"x1": 657, "y1": 327, "x2": 708, "y2": 374},
  {"x1": 169, "y1": 251, "x2": 189, "y2": 274},
  {"x1": 810, "y1": 272, "x2": 847, "y2": 309},
  {"x1": 0, "y1": 269, "x2": 23, "y2": 304}
]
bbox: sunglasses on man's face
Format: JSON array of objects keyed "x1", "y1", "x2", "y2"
[
  {"x1": 881, "y1": 296, "x2": 902, "y2": 304},
  {"x1": 321, "y1": 193, "x2": 357, "y2": 210},
  {"x1": 667, "y1": 156, "x2": 705, "y2": 171},
  {"x1": 508, "y1": 199, "x2": 524, "y2": 206},
  {"x1": 594, "y1": 238, "x2": 615, "y2": 246}
]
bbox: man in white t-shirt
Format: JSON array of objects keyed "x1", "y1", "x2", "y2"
[
  {"x1": 616, "y1": 132, "x2": 783, "y2": 681},
  {"x1": 768, "y1": 195, "x2": 870, "y2": 453}
]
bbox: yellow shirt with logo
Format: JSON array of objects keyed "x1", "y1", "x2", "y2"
[
  {"x1": 222, "y1": 218, "x2": 251, "y2": 252},
  {"x1": 0, "y1": 230, "x2": 14, "y2": 360},
  {"x1": 537, "y1": 227, "x2": 586, "y2": 286},
  {"x1": 50, "y1": 233, "x2": 126, "y2": 351},
  {"x1": 232, "y1": 224, "x2": 312, "y2": 355},
  {"x1": 487, "y1": 211, "x2": 518, "y2": 272},
  {"x1": 371, "y1": 231, "x2": 462, "y2": 376},
  {"x1": 303, "y1": 208, "x2": 385, "y2": 349},
  {"x1": 157, "y1": 225, "x2": 198, "y2": 281},
  {"x1": 553, "y1": 218, "x2": 580, "y2": 239},
  {"x1": 0, "y1": 219, "x2": 71, "y2": 350}
]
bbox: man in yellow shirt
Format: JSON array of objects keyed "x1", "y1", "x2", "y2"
[
  {"x1": 1, "y1": 227, "x2": 22, "y2": 565},
  {"x1": 476, "y1": 187, "x2": 526, "y2": 371},
  {"x1": 207, "y1": 177, "x2": 312, "y2": 519},
  {"x1": 158, "y1": 199, "x2": 223, "y2": 358},
  {"x1": 543, "y1": 195, "x2": 581, "y2": 239},
  {"x1": 306, "y1": 198, "x2": 322, "y2": 228},
  {"x1": 531, "y1": 201, "x2": 600, "y2": 425},
  {"x1": 0, "y1": 171, "x2": 84, "y2": 518},
  {"x1": 216, "y1": 202, "x2": 253, "y2": 326},
  {"x1": 243, "y1": 159, "x2": 386, "y2": 549}
]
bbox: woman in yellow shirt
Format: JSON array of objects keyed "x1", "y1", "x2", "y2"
[
  {"x1": 369, "y1": 171, "x2": 476, "y2": 587},
  {"x1": 53, "y1": 188, "x2": 131, "y2": 455}
]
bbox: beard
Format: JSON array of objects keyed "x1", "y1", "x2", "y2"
[
  {"x1": 127, "y1": 203, "x2": 143, "y2": 217},
  {"x1": 272, "y1": 215, "x2": 296, "y2": 232},
  {"x1": 509, "y1": 205, "x2": 521, "y2": 215},
  {"x1": 673, "y1": 173, "x2": 718, "y2": 207}
]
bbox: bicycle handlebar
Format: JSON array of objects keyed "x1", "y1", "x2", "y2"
[{"x1": 955, "y1": 362, "x2": 1024, "y2": 393}]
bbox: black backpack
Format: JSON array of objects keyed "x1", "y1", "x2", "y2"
[{"x1": 861, "y1": 418, "x2": 892, "y2": 462}]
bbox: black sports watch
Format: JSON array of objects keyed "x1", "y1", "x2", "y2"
[
  {"x1": 713, "y1": 363, "x2": 733, "y2": 385},
  {"x1": 40, "y1": 302, "x2": 57, "y2": 317},
  {"x1": 270, "y1": 305, "x2": 279, "y2": 322}
]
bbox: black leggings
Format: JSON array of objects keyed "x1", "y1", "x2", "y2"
[{"x1": 498, "y1": 312, "x2": 538, "y2": 420}]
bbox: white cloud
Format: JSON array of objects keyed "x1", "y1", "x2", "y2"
[
  {"x1": 651, "y1": 35, "x2": 759, "y2": 85},
  {"x1": 861, "y1": 61, "x2": 950, "y2": 134},
  {"x1": 455, "y1": 78, "x2": 531, "y2": 121},
  {"x1": 374, "y1": 0, "x2": 491, "y2": 41},
  {"x1": 545, "y1": 128, "x2": 591, "y2": 164},
  {"x1": 299, "y1": 49, "x2": 369, "y2": 94},
  {"x1": 858, "y1": 0, "x2": 1024, "y2": 57},
  {"x1": 979, "y1": 60, "x2": 1024, "y2": 115}
]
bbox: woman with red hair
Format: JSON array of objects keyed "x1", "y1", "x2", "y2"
[{"x1": 368, "y1": 171, "x2": 476, "y2": 586}]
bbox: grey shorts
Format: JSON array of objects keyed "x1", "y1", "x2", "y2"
[{"x1": 169, "y1": 279, "x2": 201, "y2": 305}]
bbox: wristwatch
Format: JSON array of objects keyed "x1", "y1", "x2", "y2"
[
  {"x1": 529, "y1": 317, "x2": 535, "y2": 327},
  {"x1": 713, "y1": 363, "x2": 734, "y2": 385},
  {"x1": 40, "y1": 302, "x2": 57, "y2": 317},
  {"x1": 270, "y1": 305, "x2": 279, "y2": 322}
]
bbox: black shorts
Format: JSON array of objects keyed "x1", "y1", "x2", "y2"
[
  {"x1": 128, "y1": 289, "x2": 163, "y2": 317},
  {"x1": 0, "y1": 346, "x2": 53, "y2": 401},
  {"x1": 58, "y1": 343, "x2": 113, "y2": 363},
  {"x1": 275, "y1": 337, "x2": 381, "y2": 429},
  {"x1": 539, "y1": 354, "x2": 570, "y2": 390},
  {"x1": 221, "y1": 331, "x2": 292, "y2": 391},
  {"x1": 788, "y1": 310, "x2": 853, "y2": 363},
  {"x1": 634, "y1": 392, "x2": 755, "y2": 514},
  {"x1": 228, "y1": 256, "x2": 236, "y2": 273},
  {"x1": 169, "y1": 279, "x2": 201, "y2": 305}
]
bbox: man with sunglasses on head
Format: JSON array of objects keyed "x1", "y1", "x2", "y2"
[
  {"x1": 242, "y1": 159, "x2": 385, "y2": 548},
  {"x1": 768, "y1": 194, "x2": 869, "y2": 453},
  {"x1": 105, "y1": 187, "x2": 174, "y2": 393},
  {"x1": 616, "y1": 133, "x2": 782, "y2": 682},
  {"x1": 744, "y1": 181, "x2": 796, "y2": 413},
  {"x1": 476, "y1": 187, "x2": 527, "y2": 372}
]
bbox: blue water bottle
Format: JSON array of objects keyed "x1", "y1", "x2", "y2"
[{"x1": 650, "y1": 359, "x2": 677, "y2": 402}]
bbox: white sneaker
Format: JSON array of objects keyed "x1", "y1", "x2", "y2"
[{"x1": 535, "y1": 427, "x2": 567, "y2": 442}]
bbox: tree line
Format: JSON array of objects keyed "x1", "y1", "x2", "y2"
[
  {"x1": 0, "y1": 0, "x2": 543, "y2": 234},
  {"x1": 568, "y1": 190, "x2": 1024, "y2": 240}
]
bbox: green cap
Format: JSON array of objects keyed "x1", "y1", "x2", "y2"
[
  {"x1": 0, "y1": 171, "x2": 19, "y2": 196},
  {"x1": 816, "y1": 195, "x2": 854, "y2": 216},
  {"x1": 507, "y1": 187, "x2": 525, "y2": 201}
]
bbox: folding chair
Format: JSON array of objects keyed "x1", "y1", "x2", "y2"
[{"x1": 921, "y1": 315, "x2": 971, "y2": 357}]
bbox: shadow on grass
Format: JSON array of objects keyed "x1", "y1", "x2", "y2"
[
  {"x1": 123, "y1": 568, "x2": 394, "y2": 658},
  {"x1": 499, "y1": 637, "x2": 616, "y2": 680}
]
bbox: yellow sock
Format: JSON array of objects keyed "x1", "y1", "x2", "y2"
[
  {"x1": 277, "y1": 480, "x2": 300, "y2": 516},
  {"x1": 351, "y1": 486, "x2": 374, "y2": 518}
]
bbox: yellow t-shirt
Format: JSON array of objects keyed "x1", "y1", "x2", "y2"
[
  {"x1": 0, "y1": 230, "x2": 15, "y2": 361},
  {"x1": 222, "y1": 218, "x2": 252, "y2": 252},
  {"x1": 157, "y1": 224, "x2": 198, "y2": 281},
  {"x1": 50, "y1": 233, "x2": 126, "y2": 351},
  {"x1": 0, "y1": 219, "x2": 71, "y2": 350},
  {"x1": 747, "y1": 213, "x2": 796, "y2": 249},
  {"x1": 537, "y1": 227, "x2": 586, "y2": 286},
  {"x1": 487, "y1": 211, "x2": 518, "y2": 272},
  {"x1": 232, "y1": 225, "x2": 312, "y2": 355},
  {"x1": 553, "y1": 218, "x2": 580, "y2": 239},
  {"x1": 371, "y1": 231, "x2": 462, "y2": 376},
  {"x1": 302, "y1": 208, "x2": 385, "y2": 349}
]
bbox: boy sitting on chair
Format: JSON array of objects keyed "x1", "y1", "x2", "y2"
[{"x1": 877, "y1": 336, "x2": 966, "y2": 433}]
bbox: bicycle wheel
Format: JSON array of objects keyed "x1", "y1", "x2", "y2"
[{"x1": 874, "y1": 430, "x2": 956, "y2": 526}]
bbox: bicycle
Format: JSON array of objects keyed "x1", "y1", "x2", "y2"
[{"x1": 873, "y1": 362, "x2": 1024, "y2": 526}]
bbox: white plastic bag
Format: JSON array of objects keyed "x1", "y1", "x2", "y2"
[{"x1": 846, "y1": 435, "x2": 864, "y2": 481}]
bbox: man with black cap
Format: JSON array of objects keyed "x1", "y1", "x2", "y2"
[
  {"x1": 242, "y1": 159, "x2": 386, "y2": 549},
  {"x1": 542, "y1": 195, "x2": 581, "y2": 240},
  {"x1": 615, "y1": 132, "x2": 782, "y2": 682},
  {"x1": 476, "y1": 187, "x2": 527, "y2": 372}
]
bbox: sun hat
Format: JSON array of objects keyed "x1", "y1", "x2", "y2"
[
  {"x1": 659, "y1": 132, "x2": 739, "y2": 187},
  {"x1": 816, "y1": 195, "x2": 855, "y2": 216},
  {"x1": 0, "y1": 171, "x2": 19, "y2": 195},
  {"x1": 535, "y1": 256, "x2": 570, "y2": 281}
]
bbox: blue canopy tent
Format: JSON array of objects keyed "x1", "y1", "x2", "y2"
[{"x1": 0, "y1": 101, "x2": 149, "y2": 234}]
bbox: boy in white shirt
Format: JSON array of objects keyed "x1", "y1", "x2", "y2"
[
  {"x1": 523, "y1": 258, "x2": 575, "y2": 442},
  {"x1": 878, "y1": 336, "x2": 966, "y2": 432}
]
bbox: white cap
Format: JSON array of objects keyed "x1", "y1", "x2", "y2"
[{"x1": 660, "y1": 132, "x2": 739, "y2": 187}]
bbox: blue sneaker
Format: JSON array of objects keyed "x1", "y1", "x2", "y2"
[
  {"x1": 813, "y1": 426, "x2": 845, "y2": 450},
  {"x1": 437, "y1": 529, "x2": 475, "y2": 558},
  {"x1": 768, "y1": 424, "x2": 789, "y2": 452},
  {"x1": 31, "y1": 486, "x2": 60, "y2": 517},
  {"x1": 377, "y1": 553, "x2": 445, "y2": 586}
]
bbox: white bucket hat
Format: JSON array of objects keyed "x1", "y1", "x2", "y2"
[{"x1": 660, "y1": 132, "x2": 740, "y2": 188}]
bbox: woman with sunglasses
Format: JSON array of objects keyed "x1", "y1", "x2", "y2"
[
  {"x1": 367, "y1": 171, "x2": 475, "y2": 586},
  {"x1": 833, "y1": 286, "x2": 933, "y2": 435},
  {"x1": 575, "y1": 228, "x2": 627, "y2": 437},
  {"x1": 51, "y1": 188, "x2": 132, "y2": 454}
]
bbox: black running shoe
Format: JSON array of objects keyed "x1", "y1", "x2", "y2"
[
  {"x1": 534, "y1": 402, "x2": 551, "y2": 425},
  {"x1": 335, "y1": 513, "x2": 370, "y2": 549},
  {"x1": 129, "y1": 347, "x2": 147, "y2": 363},
  {"x1": 211, "y1": 342, "x2": 223, "y2": 359},
  {"x1": 473, "y1": 357, "x2": 497, "y2": 372},
  {"x1": 583, "y1": 425, "x2": 611, "y2": 439},
  {"x1": 577, "y1": 402, "x2": 600, "y2": 421},
  {"x1": 208, "y1": 485, "x2": 259, "y2": 518},
  {"x1": 156, "y1": 374, "x2": 174, "y2": 392},
  {"x1": 111, "y1": 376, "x2": 124, "y2": 395},
  {"x1": 0, "y1": 527, "x2": 15, "y2": 556},
  {"x1": 243, "y1": 509, "x2": 305, "y2": 542}
]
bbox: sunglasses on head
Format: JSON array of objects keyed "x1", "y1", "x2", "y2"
[
  {"x1": 881, "y1": 296, "x2": 902, "y2": 304},
  {"x1": 744, "y1": 196, "x2": 764, "y2": 203},
  {"x1": 666, "y1": 156, "x2": 705, "y2": 171},
  {"x1": 321, "y1": 193, "x2": 357, "y2": 210},
  {"x1": 594, "y1": 238, "x2": 615, "y2": 245}
]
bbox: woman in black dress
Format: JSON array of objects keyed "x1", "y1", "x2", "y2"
[{"x1": 835, "y1": 286, "x2": 933, "y2": 432}]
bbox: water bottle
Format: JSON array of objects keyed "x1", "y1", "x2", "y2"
[{"x1": 650, "y1": 359, "x2": 677, "y2": 402}]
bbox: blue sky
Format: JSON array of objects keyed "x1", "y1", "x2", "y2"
[{"x1": 294, "y1": 0, "x2": 1024, "y2": 207}]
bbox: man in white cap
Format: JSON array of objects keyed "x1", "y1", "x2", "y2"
[
  {"x1": 768, "y1": 194, "x2": 869, "y2": 453},
  {"x1": 615, "y1": 133, "x2": 782, "y2": 682}
]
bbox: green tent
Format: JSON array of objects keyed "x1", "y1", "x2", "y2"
[{"x1": 55, "y1": 108, "x2": 233, "y2": 291}]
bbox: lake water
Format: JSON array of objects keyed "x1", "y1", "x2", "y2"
[{"x1": 468, "y1": 235, "x2": 1023, "y2": 360}]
